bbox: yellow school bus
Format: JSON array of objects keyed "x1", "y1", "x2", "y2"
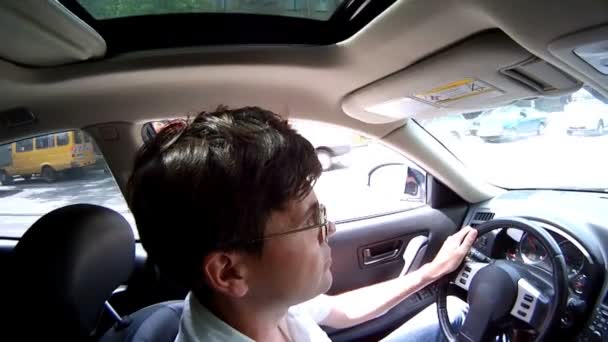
[{"x1": 0, "y1": 131, "x2": 96, "y2": 185}]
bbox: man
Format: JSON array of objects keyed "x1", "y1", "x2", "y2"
[{"x1": 128, "y1": 106, "x2": 477, "y2": 342}]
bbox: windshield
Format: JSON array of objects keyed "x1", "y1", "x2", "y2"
[{"x1": 419, "y1": 86, "x2": 608, "y2": 191}]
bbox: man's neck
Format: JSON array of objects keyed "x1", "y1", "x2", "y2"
[{"x1": 203, "y1": 294, "x2": 290, "y2": 341}]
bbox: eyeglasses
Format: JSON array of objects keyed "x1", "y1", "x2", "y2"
[{"x1": 232, "y1": 203, "x2": 329, "y2": 246}]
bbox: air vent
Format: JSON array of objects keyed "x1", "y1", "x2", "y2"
[
  {"x1": 473, "y1": 212, "x2": 495, "y2": 222},
  {"x1": 470, "y1": 211, "x2": 495, "y2": 227}
]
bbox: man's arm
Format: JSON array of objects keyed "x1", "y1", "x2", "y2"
[{"x1": 320, "y1": 226, "x2": 477, "y2": 329}]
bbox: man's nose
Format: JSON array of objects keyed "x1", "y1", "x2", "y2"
[{"x1": 328, "y1": 221, "x2": 337, "y2": 237}]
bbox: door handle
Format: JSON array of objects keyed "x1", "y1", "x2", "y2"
[{"x1": 362, "y1": 248, "x2": 400, "y2": 265}]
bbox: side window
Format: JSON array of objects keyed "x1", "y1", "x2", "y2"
[
  {"x1": 315, "y1": 0, "x2": 330, "y2": 11},
  {"x1": 35, "y1": 135, "x2": 55, "y2": 149},
  {"x1": 74, "y1": 131, "x2": 83, "y2": 144},
  {"x1": 56, "y1": 132, "x2": 69, "y2": 146},
  {"x1": 15, "y1": 139, "x2": 33, "y2": 152},
  {"x1": 286, "y1": 0, "x2": 305, "y2": 10},
  {"x1": 291, "y1": 120, "x2": 427, "y2": 224},
  {"x1": 0, "y1": 130, "x2": 136, "y2": 239}
]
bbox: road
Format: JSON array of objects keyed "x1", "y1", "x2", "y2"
[
  {"x1": 0, "y1": 169, "x2": 134, "y2": 238},
  {"x1": 0, "y1": 132, "x2": 606, "y2": 238}
]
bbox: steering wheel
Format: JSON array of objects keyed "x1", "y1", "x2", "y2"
[{"x1": 437, "y1": 218, "x2": 569, "y2": 342}]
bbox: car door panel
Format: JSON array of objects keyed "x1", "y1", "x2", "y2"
[
  {"x1": 326, "y1": 204, "x2": 468, "y2": 341},
  {"x1": 325, "y1": 288, "x2": 435, "y2": 342},
  {"x1": 328, "y1": 206, "x2": 462, "y2": 295},
  {"x1": 326, "y1": 176, "x2": 469, "y2": 341}
]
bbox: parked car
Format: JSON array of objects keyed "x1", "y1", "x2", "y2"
[
  {"x1": 474, "y1": 105, "x2": 547, "y2": 142},
  {"x1": 565, "y1": 88, "x2": 608, "y2": 136},
  {"x1": 290, "y1": 120, "x2": 357, "y2": 171}
]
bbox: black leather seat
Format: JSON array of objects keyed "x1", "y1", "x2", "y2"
[
  {"x1": 98, "y1": 259, "x2": 187, "y2": 342},
  {"x1": 100, "y1": 300, "x2": 184, "y2": 342},
  {"x1": 1, "y1": 204, "x2": 135, "y2": 340}
]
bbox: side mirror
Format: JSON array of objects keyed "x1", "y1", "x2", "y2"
[
  {"x1": 404, "y1": 177, "x2": 419, "y2": 196},
  {"x1": 367, "y1": 163, "x2": 426, "y2": 202}
]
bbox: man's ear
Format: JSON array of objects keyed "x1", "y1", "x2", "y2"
[{"x1": 202, "y1": 251, "x2": 250, "y2": 298}]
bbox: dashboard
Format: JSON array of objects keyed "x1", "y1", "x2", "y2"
[
  {"x1": 464, "y1": 189, "x2": 608, "y2": 341},
  {"x1": 491, "y1": 227, "x2": 592, "y2": 296}
]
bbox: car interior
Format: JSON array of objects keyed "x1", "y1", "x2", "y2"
[{"x1": 0, "y1": 0, "x2": 607, "y2": 341}]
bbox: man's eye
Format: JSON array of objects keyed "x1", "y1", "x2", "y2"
[
  {"x1": 306, "y1": 212, "x2": 319, "y2": 226},
  {"x1": 306, "y1": 216, "x2": 316, "y2": 226}
]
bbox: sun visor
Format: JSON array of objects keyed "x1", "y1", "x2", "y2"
[
  {"x1": 343, "y1": 31, "x2": 582, "y2": 124},
  {"x1": 548, "y1": 25, "x2": 608, "y2": 88},
  {"x1": 0, "y1": 1, "x2": 106, "y2": 66},
  {"x1": 500, "y1": 57, "x2": 581, "y2": 95}
]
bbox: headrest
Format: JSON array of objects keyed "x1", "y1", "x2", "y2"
[{"x1": 9, "y1": 204, "x2": 135, "y2": 338}]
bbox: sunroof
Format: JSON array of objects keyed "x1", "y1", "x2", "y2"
[
  {"x1": 60, "y1": 0, "x2": 398, "y2": 56},
  {"x1": 77, "y1": 0, "x2": 345, "y2": 21}
]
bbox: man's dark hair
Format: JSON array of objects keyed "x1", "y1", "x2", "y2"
[{"x1": 127, "y1": 106, "x2": 322, "y2": 296}]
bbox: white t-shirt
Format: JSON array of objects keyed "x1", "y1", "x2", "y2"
[{"x1": 175, "y1": 292, "x2": 333, "y2": 342}]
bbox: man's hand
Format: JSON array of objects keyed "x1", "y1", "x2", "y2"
[{"x1": 426, "y1": 226, "x2": 478, "y2": 280}]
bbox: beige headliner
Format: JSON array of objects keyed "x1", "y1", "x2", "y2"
[{"x1": 0, "y1": 0, "x2": 607, "y2": 203}]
